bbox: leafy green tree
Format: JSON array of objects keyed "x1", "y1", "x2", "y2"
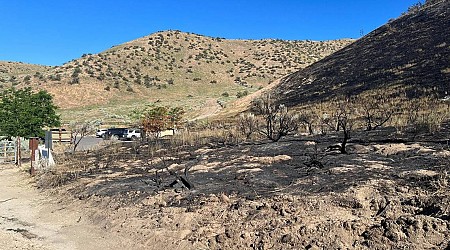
[{"x1": 0, "y1": 88, "x2": 60, "y2": 138}]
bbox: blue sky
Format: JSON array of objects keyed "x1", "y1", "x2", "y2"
[{"x1": 0, "y1": 0, "x2": 421, "y2": 66}]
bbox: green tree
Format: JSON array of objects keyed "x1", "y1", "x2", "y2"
[{"x1": 0, "y1": 88, "x2": 60, "y2": 138}]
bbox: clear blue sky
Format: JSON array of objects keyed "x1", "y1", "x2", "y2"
[{"x1": 0, "y1": 0, "x2": 421, "y2": 66}]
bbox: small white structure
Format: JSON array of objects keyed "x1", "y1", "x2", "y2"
[
  {"x1": 35, "y1": 145, "x2": 55, "y2": 170},
  {"x1": 159, "y1": 129, "x2": 176, "y2": 137}
]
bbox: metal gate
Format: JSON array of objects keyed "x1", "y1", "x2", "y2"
[{"x1": 0, "y1": 140, "x2": 16, "y2": 163}]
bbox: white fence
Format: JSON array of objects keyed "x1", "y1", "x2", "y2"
[{"x1": 0, "y1": 140, "x2": 16, "y2": 163}]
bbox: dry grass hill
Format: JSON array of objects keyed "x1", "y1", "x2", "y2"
[
  {"x1": 272, "y1": 0, "x2": 450, "y2": 106},
  {"x1": 1, "y1": 32, "x2": 352, "y2": 123},
  {"x1": 0, "y1": 61, "x2": 50, "y2": 86}
]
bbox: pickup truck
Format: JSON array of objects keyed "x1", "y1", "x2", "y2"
[{"x1": 103, "y1": 128, "x2": 127, "y2": 140}]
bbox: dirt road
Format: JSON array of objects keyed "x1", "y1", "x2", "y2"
[{"x1": 0, "y1": 164, "x2": 131, "y2": 250}]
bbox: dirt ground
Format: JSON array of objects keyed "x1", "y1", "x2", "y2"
[
  {"x1": 0, "y1": 165, "x2": 134, "y2": 250},
  {"x1": 2, "y1": 125, "x2": 450, "y2": 249}
]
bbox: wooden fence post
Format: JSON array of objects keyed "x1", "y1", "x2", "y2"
[{"x1": 29, "y1": 137, "x2": 39, "y2": 175}]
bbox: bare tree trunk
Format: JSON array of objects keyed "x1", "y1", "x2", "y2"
[
  {"x1": 308, "y1": 123, "x2": 314, "y2": 135},
  {"x1": 340, "y1": 130, "x2": 350, "y2": 154},
  {"x1": 366, "y1": 115, "x2": 373, "y2": 131}
]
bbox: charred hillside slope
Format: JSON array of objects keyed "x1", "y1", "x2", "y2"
[{"x1": 274, "y1": 0, "x2": 450, "y2": 106}]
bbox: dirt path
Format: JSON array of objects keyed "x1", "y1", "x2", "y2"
[
  {"x1": 0, "y1": 164, "x2": 131, "y2": 250},
  {"x1": 191, "y1": 98, "x2": 222, "y2": 121}
]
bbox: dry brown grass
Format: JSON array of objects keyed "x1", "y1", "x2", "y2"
[{"x1": 289, "y1": 88, "x2": 450, "y2": 138}]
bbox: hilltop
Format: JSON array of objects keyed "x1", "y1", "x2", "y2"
[
  {"x1": 272, "y1": 0, "x2": 450, "y2": 106},
  {"x1": 0, "y1": 61, "x2": 50, "y2": 86},
  {"x1": 1, "y1": 31, "x2": 352, "y2": 122}
]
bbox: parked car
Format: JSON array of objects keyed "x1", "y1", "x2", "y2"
[
  {"x1": 103, "y1": 128, "x2": 127, "y2": 140},
  {"x1": 96, "y1": 129, "x2": 108, "y2": 138},
  {"x1": 125, "y1": 128, "x2": 141, "y2": 140}
]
